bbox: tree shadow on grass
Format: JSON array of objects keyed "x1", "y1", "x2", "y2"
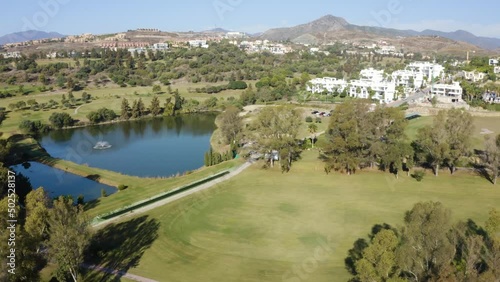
[
  {"x1": 84, "y1": 215, "x2": 160, "y2": 281},
  {"x1": 472, "y1": 164, "x2": 494, "y2": 184},
  {"x1": 84, "y1": 198, "x2": 100, "y2": 212}
]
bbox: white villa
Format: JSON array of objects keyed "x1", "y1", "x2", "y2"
[
  {"x1": 152, "y1": 43, "x2": 169, "y2": 51},
  {"x1": 407, "y1": 62, "x2": 444, "y2": 82},
  {"x1": 307, "y1": 77, "x2": 348, "y2": 94},
  {"x1": 307, "y1": 68, "x2": 396, "y2": 104},
  {"x1": 489, "y1": 58, "x2": 499, "y2": 66},
  {"x1": 349, "y1": 80, "x2": 396, "y2": 103},
  {"x1": 462, "y1": 70, "x2": 487, "y2": 82},
  {"x1": 483, "y1": 92, "x2": 500, "y2": 104},
  {"x1": 189, "y1": 40, "x2": 209, "y2": 48},
  {"x1": 360, "y1": 68, "x2": 384, "y2": 82},
  {"x1": 495, "y1": 66, "x2": 500, "y2": 74},
  {"x1": 431, "y1": 82, "x2": 463, "y2": 103},
  {"x1": 392, "y1": 69, "x2": 424, "y2": 89}
]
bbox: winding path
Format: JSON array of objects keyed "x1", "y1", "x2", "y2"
[
  {"x1": 92, "y1": 161, "x2": 253, "y2": 228},
  {"x1": 74, "y1": 104, "x2": 85, "y2": 114}
]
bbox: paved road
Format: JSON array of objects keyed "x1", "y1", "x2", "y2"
[
  {"x1": 92, "y1": 162, "x2": 253, "y2": 228},
  {"x1": 83, "y1": 264, "x2": 159, "y2": 282},
  {"x1": 387, "y1": 89, "x2": 429, "y2": 108}
]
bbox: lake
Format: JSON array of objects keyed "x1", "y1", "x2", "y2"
[
  {"x1": 11, "y1": 162, "x2": 116, "y2": 202},
  {"x1": 39, "y1": 114, "x2": 218, "y2": 177}
]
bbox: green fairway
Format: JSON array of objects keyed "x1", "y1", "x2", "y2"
[
  {"x1": 406, "y1": 115, "x2": 500, "y2": 149},
  {"x1": 87, "y1": 150, "x2": 500, "y2": 282},
  {"x1": 0, "y1": 83, "x2": 244, "y2": 134}
]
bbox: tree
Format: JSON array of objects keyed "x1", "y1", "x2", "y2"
[
  {"x1": 381, "y1": 142, "x2": 414, "y2": 179},
  {"x1": 24, "y1": 188, "x2": 51, "y2": 253},
  {"x1": 323, "y1": 100, "x2": 370, "y2": 175},
  {"x1": 164, "y1": 97, "x2": 175, "y2": 116},
  {"x1": 355, "y1": 229, "x2": 401, "y2": 282},
  {"x1": 149, "y1": 96, "x2": 161, "y2": 116},
  {"x1": 308, "y1": 123, "x2": 318, "y2": 148},
  {"x1": 414, "y1": 111, "x2": 449, "y2": 176},
  {"x1": 137, "y1": 98, "x2": 145, "y2": 116},
  {"x1": 483, "y1": 134, "x2": 500, "y2": 184},
  {"x1": 219, "y1": 106, "x2": 243, "y2": 145},
  {"x1": 120, "y1": 98, "x2": 131, "y2": 120},
  {"x1": 445, "y1": 109, "x2": 474, "y2": 174},
  {"x1": 48, "y1": 196, "x2": 91, "y2": 282},
  {"x1": 131, "y1": 100, "x2": 140, "y2": 119},
  {"x1": 252, "y1": 106, "x2": 303, "y2": 171},
  {"x1": 49, "y1": 112, "x2": 74, "y2": 129},
  {"x1": 152, "y1": 84, "x2": 162, "y2": 93},
  {"x1": 396, "y1": 202, "x2": 455, "y2": 281},
  {"x1": 0, "y1": 197, "x2": 41, "y2": 281},
  {"x1": 81, "y1": 91, "x2": 91, "y2": 102}
]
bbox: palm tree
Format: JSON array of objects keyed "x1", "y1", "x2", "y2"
[{"x1": 308, "y1": 123, "x2": 318, "y2": 148}]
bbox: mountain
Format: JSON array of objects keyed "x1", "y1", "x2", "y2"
[
  {"x1": 0, "y1": 30, "x2": 65, "y2": 45},
  {"x1": 260, "y1": 15, "x2": 500, "y2": 51},
  {"x1": 419, "y1": 29, "x2": 500, "y2": 50},
  {"x1": 261, "y1": 15, "x2": 349, "y2": 41}
]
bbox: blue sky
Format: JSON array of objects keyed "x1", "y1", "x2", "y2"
[{"x1": 2, "y1": 0, "x2": 500, "y2": 38}]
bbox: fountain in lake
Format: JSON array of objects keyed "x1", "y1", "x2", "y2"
[{"x1": 93, "y1": 141, "x2": 112, "y2": 150}]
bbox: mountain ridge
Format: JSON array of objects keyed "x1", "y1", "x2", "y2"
[
  {"x1": 260, "y1": 15, "x2": 500, "y2": 50},
  {"x1": 0, "y1": 30, "x2": 65, "y2": 45}
]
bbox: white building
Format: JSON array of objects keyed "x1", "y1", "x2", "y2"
[
  {"x1": 349, "y1": 80, "x2": 396, "y2": 103},
  {"x1": 189, "y1": 40, "x2": 209, "y2": 48},
  {"x1": 495, "y1": 66, "x2": 500, "y2": 74},
  {"x1": 0, "y1": 51, "x2": 21, "y2": 58},
  {"x1": 431, "y1": 82, "x2": 463, "y2": 103},
  {"x1": 152, "y1": 43, "x2": 169, "y2": 51},
  {"x1": 226, "y1": 32, "x2": 246, "y2": 39},
  {"x1": 483, "y1": 92, "x2": 500, "y2": 104},
  {"x1": 392, "y1": 70, "x2": 424, "y2": 89},
  {"x1": 375, "y1": 45, "x2": 396, "y2": 55},
  {"x1": 462, "y1": 71, "x2": 486, "y2": 82},
  {"x1": 360, "y1": 68, "x2": 385, "y2": 82},
  {"x1": 407, "y1": 62, "x2": 445, "y2": 82},
  {"x1": 307, "y1": 77, "x2": 348, "y2": 94},
  {"x1": 489, "y1": 58, "x2": 499, "y2": 66}
]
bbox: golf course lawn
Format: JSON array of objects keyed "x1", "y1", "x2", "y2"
[
  {"x1": 0, "y1": 83, "x2": 244, "y2": 134},
  {"x1": 87, "y1": 150, "x2": 500, "y2": 282},
  {"x1": 405, "y1": 115, "x2": 500, "y2": 149}
]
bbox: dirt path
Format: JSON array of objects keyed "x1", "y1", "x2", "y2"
[
  {"x1": 83, "y1": 264, "x2": 158, "y2": 282},
  {"x1": 92, "y1": 162, "x2": 253, "y2": 228},
  {"x1": 74, "y1": 104, "x2": 84, "y2": 114}
]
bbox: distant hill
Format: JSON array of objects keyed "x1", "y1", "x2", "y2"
[
  {"x1": 0, "y1": 30, "x2": 65, "y2": 45},
  {"x1": 203, "y1": 28, "x2": 230, "y2": 34},
  {"x1": 419, "y1": 29, "x2": 500, "y2": 50},
  {"x1": 260, "y1": 15, "x2": 500, "y2": 51}
]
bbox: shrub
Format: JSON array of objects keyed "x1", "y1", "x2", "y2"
[
  {"x1": 305, "y1": 116, "x2": 313, "y2": 123},
  {"x1": 315, "y1": 117, "x2": 322, "y2": 123},
  {"x1": 101, "y1": 189, "x2": 108, "y2": 198},
  {"x1": 118, "y1": 184, "x2": 128, "y2": 191},
  {"x1": 412, "y1": 170, "x2": 426, "y2": 182}
]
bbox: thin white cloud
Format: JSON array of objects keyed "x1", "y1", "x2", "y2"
[{"x1": 388, "y1": 19, "x2": 500, "y2": 38}]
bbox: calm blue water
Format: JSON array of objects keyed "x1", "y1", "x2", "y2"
[
  {"x1": 39, "y1": 114, "x2": 217, "y2": 177},
  {"x1": 10, "y1": 162, "x2": 116, "y2": 202}
]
